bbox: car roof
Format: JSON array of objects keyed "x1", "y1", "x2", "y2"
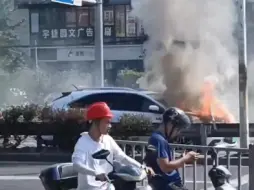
[
  {"x1": 63, "y1": 89, "x2": 159, "y2": 101},
  {"x1": 59, "y1": 87, "x2": 159, "y2": 98},
  {"x1": 52, "y1": 87, "x2": 166, "y2": 109},
  {"x1": 73, "y1": 87, "x2": 136, "y2": 91}
]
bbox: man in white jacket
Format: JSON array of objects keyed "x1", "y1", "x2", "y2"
[{"x1": 72, "y1": 102, "x2": 153, "y2": 190}]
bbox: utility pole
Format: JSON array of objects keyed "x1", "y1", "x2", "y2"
[
  {"x1": 34, "y1": 40, "x2": 39, "y2": 83},
  {"x1": 94, "y1": 0, "x2": 104, "y2": 87},
  {"x1": 237, "y1": 0, "x2": 249, "y2": 148}
]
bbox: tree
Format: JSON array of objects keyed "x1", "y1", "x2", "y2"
[
  {"x1": 0, "y1": 0, "x2": 25, "y2": 73},
  {"x1": 116, "y1": 69, "x2": 144, "y2": 88}
]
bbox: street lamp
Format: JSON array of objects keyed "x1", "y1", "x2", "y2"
[{"x1": 51, "y1": 0, "x2": 104, "y2": 87}]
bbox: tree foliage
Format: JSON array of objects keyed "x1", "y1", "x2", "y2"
[
  {"x1": 116, "y1": 69, "x2": 144, "y2": 88},
  {"x1": 0, "y1": 0, "x2": 25, "y2": 72}
]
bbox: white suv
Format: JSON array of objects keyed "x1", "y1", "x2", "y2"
[{"x1": 50, "y1": 87, "x2": 166, "y2": 124}]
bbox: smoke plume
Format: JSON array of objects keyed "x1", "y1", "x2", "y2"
[
  {"x1": 0, "y1": 66, "x2": 93, "y2": 107},
  {"x1": 132, "y1": 0, "x2": 240, "y2": 120}
]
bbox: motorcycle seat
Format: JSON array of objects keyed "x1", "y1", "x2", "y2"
[
  {"x1": 40, "y1": 163, "x2": 78, "y2": 180},
  {"x1": 40, "y1": 163, "x2": 78, "y2": 190}
]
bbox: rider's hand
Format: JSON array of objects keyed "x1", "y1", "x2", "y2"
[
  {"x1": 183, "y1": 151, "x2": 200, "y2": 164},
  {"x1": 144, "y1": 166, "x2": 155, "y2": 176},
  {"x1": 95, "y1": 173, "x2": 108, "y2": 181}
]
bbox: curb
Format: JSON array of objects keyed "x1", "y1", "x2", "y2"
[{"x1": 0, "y1": 152, "x2": 71, "y2": 162}]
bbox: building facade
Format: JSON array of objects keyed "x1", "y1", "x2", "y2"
[{"x1": 15, "y1": 0, "x2": 146, "y2": 86}]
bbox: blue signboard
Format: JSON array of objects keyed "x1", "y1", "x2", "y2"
[
  {"x1": 52, "y1": 0, "x2": 76, "y2": 6},
  {"x1": 17, "y1": 0, "x2": 130, "y2": 7},
  {"x1": 51, "y1": 0, "x2": 96, "y2": 6}
]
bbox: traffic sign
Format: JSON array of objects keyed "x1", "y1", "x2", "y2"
[{"x1": 51, "y1": 0, "x2": 96, "y2": 6}]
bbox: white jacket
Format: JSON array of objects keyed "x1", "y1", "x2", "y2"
[{"x1": 72, "y1": 133, "x2": 142, "y2": 190}]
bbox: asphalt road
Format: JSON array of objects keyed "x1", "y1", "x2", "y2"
[{"x1": 0, "y1": 162, "x2": 249, "y2": 190}]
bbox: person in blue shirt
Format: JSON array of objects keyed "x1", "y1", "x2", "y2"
[{"x1": 146, "y1": 107, "x2": 200, "y2": 190}]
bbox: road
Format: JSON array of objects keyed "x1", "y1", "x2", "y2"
[{"x1": 0, "y1": 162, "x2": 249, "y2": 190}]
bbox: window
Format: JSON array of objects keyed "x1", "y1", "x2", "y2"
[
  {"x1": 90, "y1": 7, "x2": 95, "y2": 26},
  {"x1": 39, "y1": 9, "x2": 51, "y2": 28},
  {"x1": 115, "y1": 5, "x2": 125, "y2": 37},
  {"x1": 77, "y1": 7, "x2": 89, "y2": 27},
  {"x1": 65, "y1": 8, "x2": 76, "y2": 28},
  {"x1": 126, "y1": 5, "x2": 136, "y2": 37},
  {"x1": 67, "y1": 92, "x2": 164, "y2": 113},
  {"x1": 112, "y1": 94, "x2": 156, "y2": 112},
  {"x1": 52, "y1": 8, "x2": 65, "y2": 28},
  {"x1": 104, "y1": 6, "x2": 114, "y2": 25},
  {"x1": 39, "y1": 8, "x2": 65, "y2": 29},
  {"x1": 69, "y1": 93, "x2": 117, "y2": 109},
  {"x1": 31, "y1": 12, "x2": 39, "y2": 33},
  {"x1": 137, "y1": 19, "x2": 145, "y2": 36}
]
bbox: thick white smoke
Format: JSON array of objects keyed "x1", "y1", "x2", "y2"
[
  {"x1": 0, "y1": 67, "x2": 93, "y2": 107},
  {"x1": 131, "y1": 0, "x2": 240, "y2": 120}
]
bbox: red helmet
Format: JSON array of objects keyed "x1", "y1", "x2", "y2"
[{"x1": 86, "y1": 102, "x2": 113, "y2": 120}]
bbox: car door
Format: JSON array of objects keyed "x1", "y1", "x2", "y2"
[
  {"x1": 140, "y1": 96, "x2": 164, "y2": 124},
  {"x1": 111, "y1": 93, "x2": 164, "y2": 124}
]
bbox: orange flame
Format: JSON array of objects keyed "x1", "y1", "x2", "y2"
[
  {"x1": 196, "y1": 80, "x2": 235, "y2": 123},
  {"x1": 182, "y1": 80, "x2": 235, "y2": 123}
]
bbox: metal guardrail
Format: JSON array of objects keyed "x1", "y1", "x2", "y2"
[
  {"x1": 116, "y1": 140, "x2": 254, "y2": 190},
  {"x1": 0, "y1": 123, "x2": 253, "y2": 137},
  {"x1": 182, "y1": 123, "x2": 254, "y2": 145},
  {"x1": 184, "y1": 123, "x2": 254, "y2": 137}
]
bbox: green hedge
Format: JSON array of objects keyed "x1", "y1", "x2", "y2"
[
  {"x1": 0, "y1": 104, "x2": 205, "y2": 150},
  {"x1": 0, "y1": 104, "x2": 152, "y2": 127},
  {"x1": 0, "y1": 104, "x2": 155, "y2": 150}
]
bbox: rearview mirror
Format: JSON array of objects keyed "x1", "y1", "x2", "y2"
[
  {"x1": 148, "y1": 105, "x2": 160, "y2": 112},
  {"x1": 92, "y1": 149, "x2": 110, "y2": 160}
]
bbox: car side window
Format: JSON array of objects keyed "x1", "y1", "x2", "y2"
[
  {"x1": 69, "y1": 93, "x2": 117, "y2": 109},
  {"x1": 69, "y1": 92, "x2": 164, "y2": 113},
  {"x1": 113, "y1": 93, "x2": 161, "y2": 112},
  {"x1": 113, "y1": 93, "x2": 143, "y2": 111}
]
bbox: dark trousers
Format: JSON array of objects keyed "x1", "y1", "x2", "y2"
[{"x1": 149, "y1": 176, "x2": 188, "y2": 190}]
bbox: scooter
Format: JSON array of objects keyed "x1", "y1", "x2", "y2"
[
  {"x1": 208, "y1": 142, "x2": 237, "y2": 190},
  {"x1": 92, "y1": 149, "x2": 152, "y2": 190},
  {"x1": 39, "y1": 149, "x2": 152, "y2": 190}
]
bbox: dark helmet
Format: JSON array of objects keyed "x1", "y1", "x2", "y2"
[
  {"x1": 208, "y1": 166, "x2": 231, "y2": 187},
  {"x1": 162, "y1": 107, "x2": 191, "y2": 130}
]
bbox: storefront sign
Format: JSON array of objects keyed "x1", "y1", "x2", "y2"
[
  {"x1": 104, "y1": 26, "x2": 114, "y2": 37},
  {"x1": 40, "y1": 26, "x2": 116, "y2": 40},
  {"x1": 40, "y1": 27, "x2": 95, "y2": 39},
  {"x1": 57, "y1": 47, "x2": 94, "y2": 61},
  {"x1": 56, "y1": 45, "x2": 144, "y2": 61}
]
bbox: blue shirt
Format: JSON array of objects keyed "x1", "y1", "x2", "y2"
[{"x1": 148, "y1": 131, "x2": 181, "y2": 183}]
